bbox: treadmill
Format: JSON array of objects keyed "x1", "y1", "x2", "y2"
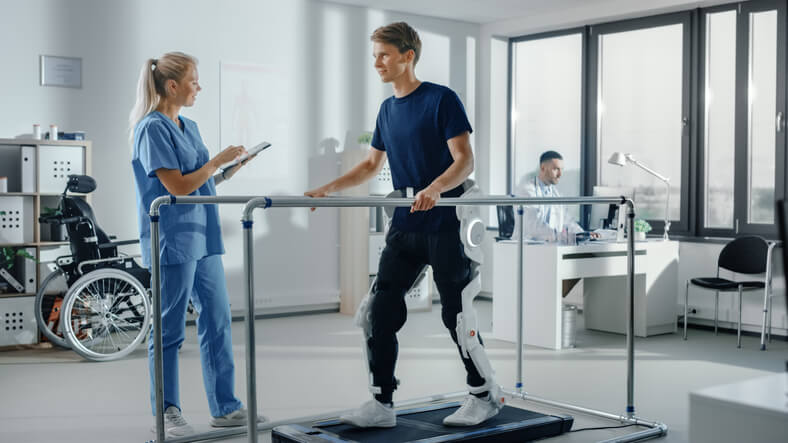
[{"x1": 272, "y1": 401, "x2": 573, "y2": 442}]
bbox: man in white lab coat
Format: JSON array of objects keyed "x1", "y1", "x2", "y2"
[
  {"x1": 515, "y1": 150, "x2": 597, "y2": 296},
  {"x1": 515, "y1": 150, "x2": 588, "y2": 242}
]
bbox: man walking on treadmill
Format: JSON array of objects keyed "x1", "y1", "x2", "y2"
[{"x1": 305, "y1": 22, "x2": 503, "y2": 428}]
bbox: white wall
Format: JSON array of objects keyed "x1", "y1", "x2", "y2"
[{"x1": 0, "y1": 0, "x2": 479, "y2": 312}]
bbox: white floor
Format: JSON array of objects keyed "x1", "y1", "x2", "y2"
[{"x1": 1, "y1": 300, "x2": 786, "y2": 443}]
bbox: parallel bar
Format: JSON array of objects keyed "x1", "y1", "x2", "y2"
[
  {"x1": 516, "y1": 205, "x2": 524, "y2": 393},
  {"x1": 162, "y1": 194, "x2": 626, "y2": 208},
  {"x1": 243, "y1": 221, "x2": 257, "y2": 443},
  {"x1": 626, "y1": 203, "x2": 635, "y2": 417},
  {"x1": 150, "y1": 196, "x2": 168, "y2": 443},
  {"x1": 149, "y1": 194, "x2": 660, "y2": 443},
  {"x1": 504, "y1": 390, "x2": 667, "y2": 443}
]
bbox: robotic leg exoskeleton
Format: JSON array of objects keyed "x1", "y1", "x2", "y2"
[
  {"x1": 454, "y1": 180, "x2": 505, "y2": 409},
  {"x1": 355, "y1": 180, "x2": 503, "y2": 409}
]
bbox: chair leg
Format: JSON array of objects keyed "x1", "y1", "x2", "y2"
[
  {"x1": 737, "y1": 285, "x2": 742, "y2": 349},
  {"x1": 759, "y1": 286, "x2": 769, "y2": 351},
  {"x1": 714, "y1": 291, "x2": 719, "y2": 335},
  {"x1": 767, "y1": 292, "x2": 772, "y2": 343},
  {"x1": 683, "y1": 280, "x2": 689, "y2": 340}
]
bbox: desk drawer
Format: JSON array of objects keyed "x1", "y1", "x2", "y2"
[{"x1": 559, "y1": 251, "x2": 646, "y2": 279}]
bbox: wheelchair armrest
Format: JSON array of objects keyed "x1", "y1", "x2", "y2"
[
  {"x1": 98, "y1": 239, "x2": 140, "y2": 249},
  {"x1": 109, "y1": 235, "x2": 117, "y2": 240}
]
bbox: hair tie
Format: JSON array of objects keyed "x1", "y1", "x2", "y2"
[{"x1": 151, "y1": 59, "x2": 158, "y2": 71}]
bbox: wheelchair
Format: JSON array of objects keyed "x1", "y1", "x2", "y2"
[{"x1": 35, "y1": 175, "x2": 152, "y2": 362}]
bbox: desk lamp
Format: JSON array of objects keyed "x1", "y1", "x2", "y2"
[{"x1": 607, "y1": 152, "x2": 671, "y2": 240}]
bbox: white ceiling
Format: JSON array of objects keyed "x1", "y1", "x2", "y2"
[{"x1": 323, "y1": 0, "x2": 596, "y2": 24}]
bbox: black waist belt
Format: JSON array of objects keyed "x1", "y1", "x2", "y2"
[{"x1": 393, "y1": 184, "x2": 464, "y2": 199}]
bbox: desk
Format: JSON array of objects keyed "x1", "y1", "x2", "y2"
[{"x1": 492, "y1": 240, "x2": 679, "y2": 349}]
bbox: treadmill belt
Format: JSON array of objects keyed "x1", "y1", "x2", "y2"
[{"x1": 272, "y1": 401, "x2": 573, "y2": 442}]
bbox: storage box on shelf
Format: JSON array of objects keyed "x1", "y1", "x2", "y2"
[{"x1": 0, "y1": 138, "x2": 91, "y2": 346}]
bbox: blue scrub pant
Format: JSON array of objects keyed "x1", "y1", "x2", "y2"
[{"x1": 148, "y1": 254, "x2": 243, "y2": 417}]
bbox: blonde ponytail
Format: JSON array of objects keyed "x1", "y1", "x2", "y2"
[{"x1": 128, "y1": 52, "x2": 198, "y2": 141}]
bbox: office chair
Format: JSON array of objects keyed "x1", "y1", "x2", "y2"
[{"x1": 683, "y1": 235, "x2": 776, "y2": 349}]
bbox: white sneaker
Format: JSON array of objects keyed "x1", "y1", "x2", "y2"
[
  {"x1": 209, "y1": 407, "x2": 269, "y2": 427},
  {"x1": 443, "y1": 395, "x2": 501, "y2": 426},
  {"x1": 150, "y1": 405, "x2": 194, "y2": 437},
  {"x1": 339, "y1": 399, "x2": 396, "y2": 428}
]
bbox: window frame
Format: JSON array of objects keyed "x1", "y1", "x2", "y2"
[
  {"x1": 586, "y1": 11, "x2": 694, "y2": 237},
  {"x1": 507, "y1": 27, "x2": 588, "y2": 198},
  {"x1": 505, "y1": 0, "x2": 787, "y2": 240}
]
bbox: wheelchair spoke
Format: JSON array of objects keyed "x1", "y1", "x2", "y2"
[
  {"x1": 108, "y1": 322, "x2": 135, "y2": 343},
  {"x1": 61, "y1": 269, "x2": 150, "y2": 361},
  {"x1": 108, "y1": 314, "x2": 141, "y2": 331},
  {"x1": 73, "y1": 293, "x2": 102, "y2": 315}
]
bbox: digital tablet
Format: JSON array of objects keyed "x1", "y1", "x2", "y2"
[{"x1": 220, "y1": 141, "x2": 271, "y2": 170}]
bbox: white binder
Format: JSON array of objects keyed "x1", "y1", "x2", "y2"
[
  {"x1": 20, "y1": 145, "x2": 36, "y2": 192},
  {"x1": 20, "y1": 248, "x2": 36, "y2": 293},
  {"x1": 0, "y1": 268, "x2": 24, "y2": 293}
]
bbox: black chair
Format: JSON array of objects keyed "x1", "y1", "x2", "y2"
[
  {"x1": 683, "y1": 235, "x2": 776, "y2": 349},
  {"x1": 777, "y1": 200, "x2": 788, "y2": 318}
]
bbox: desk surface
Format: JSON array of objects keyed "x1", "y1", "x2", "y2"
[{"x1": 494, "y1": 238, "x2": 662, "y2": 251}]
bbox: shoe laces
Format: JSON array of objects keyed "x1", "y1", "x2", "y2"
[{"x1": 165, "y1": 409, "x2": 189, "y2": 427}]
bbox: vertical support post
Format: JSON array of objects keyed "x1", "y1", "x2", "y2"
[
  {"x1": 150, "y1": 210, "x2": 165, "y2": 443},
  {"x1": 242, "y1": 218, "x2": 257, "y2": 443},
  {"x1": 516, "y1": 205, "x2": 524, "y2": 393},
  {"x1": 626, "y1": 202, "x2": 635, "y2": 418}
]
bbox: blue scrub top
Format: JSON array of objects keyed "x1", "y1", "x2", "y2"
[{"x1": 132, "y1": 111, "x2": 224, "y2": 267}]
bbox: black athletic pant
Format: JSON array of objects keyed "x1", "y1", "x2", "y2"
[{"x1": 368, "y1": 226, "x2": 487, "y2": 404}]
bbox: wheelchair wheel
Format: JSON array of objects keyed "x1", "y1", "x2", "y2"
[
  {"x1": 34, "y1": 268, "x2": 71, "y2": 349},
  {"x1": 61, "y1": 268, "x2": 151, "y2": 362}
]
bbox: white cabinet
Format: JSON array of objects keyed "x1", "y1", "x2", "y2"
[{"x1": 0, "y1": 139, "x2": 91, "y2": 346}]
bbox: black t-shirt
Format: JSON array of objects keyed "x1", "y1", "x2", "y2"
[{"x1": 371, "y1": 82, "x2": 473, "y2": 232}]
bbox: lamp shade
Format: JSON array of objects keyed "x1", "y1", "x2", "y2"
[{"x1": 608, "y1": 152, "x2": 628, "y2": 166}]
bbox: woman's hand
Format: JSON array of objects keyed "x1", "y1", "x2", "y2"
[
  {"x1": 221, "y1": 152, "x2": 257, "y2": 181},
  {"x1": 210, "y1": 145, "x2": 247, "y2": 169}
]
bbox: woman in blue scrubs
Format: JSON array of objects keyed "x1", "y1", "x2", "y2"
[{"x1": 129, "y1": 51, "x2": 262, "y2": 437}]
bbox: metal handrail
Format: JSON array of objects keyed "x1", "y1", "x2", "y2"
[{"x1": 148, "y1": 194, "x2": 663, "y2": 443}]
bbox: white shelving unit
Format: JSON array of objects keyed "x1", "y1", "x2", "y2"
[{"x1": 0, "y1": 138, "x2": 91, "y2": 347}]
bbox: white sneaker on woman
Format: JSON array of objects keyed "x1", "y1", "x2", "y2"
[
  {"x1": 209, "y1": 407, "x2": 268, "y2": 427},
  {"x1": 150, "y1": 405, "x2": 194, "y2": 437}
]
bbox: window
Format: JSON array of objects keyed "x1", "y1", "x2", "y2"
[
  {"x1": 699, "y1": 0, "x2": 786, "y2": 237},
  {"x1": 510, "y1": 30, "x2": 584, "y2": 220},
  {"x1": 702, "y1": 9, "x2": 737, "y2": 230},
  {"x1": 587, "y1": 13, "x2": 691, "y2": 236},
  {"x1": 505, "y1": 0, "x2": 788, "y2": 239}
]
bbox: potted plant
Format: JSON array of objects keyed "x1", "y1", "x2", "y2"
[
  {"x1": 357, "y1": 132, "x2": 372, "y2": 147},
  {"x1": 41, "y1": 206, "x2": 67, "y2": 242},
  {"x1": 633, "y1": 219, "x2": 652, "y2": 241}
]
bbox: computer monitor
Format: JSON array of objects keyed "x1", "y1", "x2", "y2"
[
  {"x1": 496, "y1": 205, "x2": 515, "y2": 240},
  {"x1": 589, "y1": 186, "x2": 635, "y2": 230}
]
